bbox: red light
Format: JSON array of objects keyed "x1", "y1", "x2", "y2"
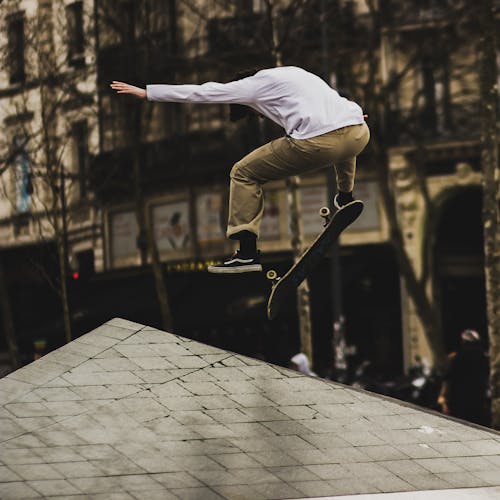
[{"x1": 72, "y1": 272, "x2": 79, "y2": 280}]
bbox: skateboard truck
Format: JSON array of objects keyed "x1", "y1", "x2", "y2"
[
  {"x1": 266, "y1": 269, "x2": 280, "y2": 286},
  {"x1": 319, "y1": 206, "x2": 331, "y2": 226}
]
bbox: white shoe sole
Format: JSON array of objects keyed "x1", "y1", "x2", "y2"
[{"x1": 207, "y1": 264, "x2": 263, "y2": 274}]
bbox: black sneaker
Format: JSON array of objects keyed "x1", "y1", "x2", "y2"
[
  {"x1": 208, "y1": 251, "x2": 262, "y2": 274},
  {"x1": 333, "y1": 194, "x2": 354, "y2": 210}
]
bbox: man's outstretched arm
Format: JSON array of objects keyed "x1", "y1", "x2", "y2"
[
  {"x1": 110, "y1": 81, "x2": 146, "y2": 99},
  {"x1": 111, "y1": 78, "x2": 258, "y2": 105}
]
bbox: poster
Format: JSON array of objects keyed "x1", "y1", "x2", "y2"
[
  {"x1": 260, "y1": 190, "x2": 281, "y2": 240},
  {"x1": 110, "y1": 210, "x2": 138, "y2": 261},
  {"x1": 152, "y1": 201, "x2": 191, "y2": 251},
  {"x1": 288, "y1": 184, "x2": 328, "y2": 237},
  {"x1": 347, "y1": 181, "x2": 380, "y2": 231},
  {"x1": 196, "y1": 192, "x2": 225, "y2": 243}
]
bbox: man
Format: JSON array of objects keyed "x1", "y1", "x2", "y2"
[
  {"x1": 438, "y1": 329, "x2": 490, "y2": 425},
  {"x1": 110, "y1": 66, "x2": 370, "y2": 273}
]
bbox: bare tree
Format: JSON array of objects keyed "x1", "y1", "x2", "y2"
[
  {"x1": 0, "y1": 257, "x2": 19, "y2": 370},
  {"x1": 96, "y1": 0, "x2": 174, "y2": 330},
  {"x1": 263, "y1": 0, "x2": 314, "y2": 366},
  {"x1": 0, "y1": 0, "x2": 98, "y2": 343}
]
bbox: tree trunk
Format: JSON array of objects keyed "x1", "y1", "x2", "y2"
[
  {"x1": 478, "y1": 0, "x2": 500, "y2": 429},
  {"x1": 132, "y1": 152, "x2": 174, "y2": 332},
  {"x1": 266, "y1": 0, "x2": 313, "y2": 364},
  {"x1": 363, "y1": 1, "x2": 446, "y2": 368},
  {"x1": 286, "y1": 176, "x2": 314, "y2": 364},
  {"x1": 130, "y1": 104, "x2": 174, "y2": 332},
  {"x1": 0, "y1": 256, "x2": 20, "y2": 370},
  {"x1": 54, "y1": 210, "x2": 72, "y2": 344},
  {"x1": 372, "y1": 145, "x2": 446, "y2": 366},
  {"x1": 36, "y1": 0, "x2": 73, "y2": 344},
  {"x1": 59, "y1": 253, "x2": 73, "y2": 343}
]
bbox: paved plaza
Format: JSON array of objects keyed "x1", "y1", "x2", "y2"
[{"x1": 1, "y1": 318, "x2": 500, "y2": 499}]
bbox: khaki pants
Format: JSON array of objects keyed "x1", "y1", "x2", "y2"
[{"x1": 227, "y1": 122, "x2": 370, "y2": 239}]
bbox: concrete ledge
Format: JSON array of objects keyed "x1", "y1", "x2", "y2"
[{"x1": 1, "y1": 318, "x2": 500, "y2": 499}]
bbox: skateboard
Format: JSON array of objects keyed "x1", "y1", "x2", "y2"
[{"x1": 266, "y1": 200, "x2": 364, "y2": 320}]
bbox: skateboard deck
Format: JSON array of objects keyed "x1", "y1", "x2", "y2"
[{"x1": 266, "y1": 200, "x2": 364, "y2": 320}]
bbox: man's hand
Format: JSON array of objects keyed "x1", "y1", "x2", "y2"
[{"x1": 110, "y1": 81, "x2": 146, "y2": 99}]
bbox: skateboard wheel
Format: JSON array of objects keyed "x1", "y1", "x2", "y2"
[
  {"x1": 319, "y1": 206, "x2": 330, "y2": 217},
  {"x1": 266, "y1": 270, "x2": 278, "y2": 280}
]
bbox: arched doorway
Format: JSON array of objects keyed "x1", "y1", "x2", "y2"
[{"x1": 433, "y1": 188, "x2": 487, "y2": 352}]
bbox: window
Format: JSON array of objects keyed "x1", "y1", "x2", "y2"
[
  {"x1": 72, "y1": 121, "x2": 89, "y2": 199},
  {"x1": 66, "y1": 2, "x2": 85, "y2": 66},
  {"x1": 13, "y1": 136, "x2": 31, "y2": 213},
  {"x1": 7, "y1": 13, "x2": 25, "y2": 84}
]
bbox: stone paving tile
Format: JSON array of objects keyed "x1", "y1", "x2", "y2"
[
  {"x1": 0, "y1": 448, "x2": 46, "y2": 465},
  {"x1": 268, "y1": 465, "x2": 321, "y2": 482},
  {"x1": 415, "y1": 457, "x2": 467, "y2": 473},
  {"x1": 380, "y1": 458, "x2": 431, "y2": 476},
  {"x1": 240, "y1": 406, "x2": 289, "y2": 422},
  {"x1": 486, "y1": 454, "x2": 500, "y2": 467},
  {"x1": 403, "y1": 473, "x2": 453, "y2": 489},
  {"x1": 3, "y1": 434, "x2": 46, "y2": 449},
  {"x1": 28, "y1": 479, "x2": 81, "y2": 496},
  {"x1": 93, "y1": 494, "x2": 136, "y2": 500},
  {"x1": 471, "y1": 470, "x2": 500, "y2": 485},
  {"x1": 2, "y1": 317, "x2": 500, "y2": 499},
  {"x1": 170, "y1": 486, "x2": 225, "y2": 499},
  {"x1": 0, "y1": 481, "x2": 42, "y2": 499},
  {"x1": 325, "y1": 477, "x2": 380, "y2": 495},
  {"x1": 51, "y1": 460, "x2": 103, "y2": 478},
  {"x1": 299, "y1": 432, "x2": 352, "y2": 450},
  {"x1": 304, "y1": 463, "x2": 351, "y2": 480},
  {"x1": 106, "y1": 318, "x2": 144, "y2": 331},
  {"x1": 230, "y1": 467, "x2": 281, "y2": 485},
  {"x1": 394, "y1": 442, "x2": 445, "y2": 459},
  {"x1": 0, "y1": 419, "x2": 27, "y2": 441},
  {"x1": 248, "y1": 450, "x2": 300, "y2": 467},
  {"x1": 129, "y1": 489, "x2": 178, "y2": 500},
  {"x1": 356, "y1": 444, "x2": 410, "y2": 461},
  {"x1": 293, "y1": 479, "x2": 348, "y2": 497},
  {"x1": 436, "y1": 471, "x2": 490, "y2": 488},
  {"x1": 68, "y1": 475, "x2": 123, "y2": 494},
  {"x1": 9, "y1": 463, "x2": 63, "y2": 481},
  {"x1": 364, "y1": 473, "x2": 415, "y2": 493},
  {"x1": 0, "y1": 465, "x2": 22, "y2": 482},
  {"x1": 252, "y1": 480, "x2": 303, "y2": 499},
  {"x1": 212, "y1": 484, "x2": 267, "y2": 500}
]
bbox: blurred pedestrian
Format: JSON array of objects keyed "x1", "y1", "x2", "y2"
[
  {"x1": 110, "y1": 67, "x2": 369, "y2": 273},
  {"x1": 437, "y1": 329, "x2": 489, "y2": 425},
  {"x1": 290, "y1": 353, "x2": 317, "y2": 376}
]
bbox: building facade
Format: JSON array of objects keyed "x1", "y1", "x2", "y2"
[{"x1": 1, "y1": 0, "x2": 496, "y2": 376}]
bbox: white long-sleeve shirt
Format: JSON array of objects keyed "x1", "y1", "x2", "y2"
[{"x1": 146, "y1": 66, "x2": 364, "y2": 140}]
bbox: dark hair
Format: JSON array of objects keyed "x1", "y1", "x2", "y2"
[{"x1": 229, "y1": 67, "x2": 266, "y2": 122}]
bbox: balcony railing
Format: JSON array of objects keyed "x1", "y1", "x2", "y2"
[{"x1": 90, "y1": 128, "x2": 237, "y2": 199}]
